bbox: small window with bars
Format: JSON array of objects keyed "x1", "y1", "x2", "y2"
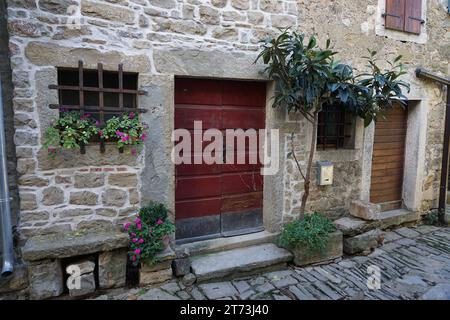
[
  {"x1": 50, "y1": 61, "x2": 145, "y2": 124},
  {"x1": 317, "y1": 104, "x2": 354, "y2": 150}
]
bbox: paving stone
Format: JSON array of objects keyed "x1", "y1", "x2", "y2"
[
  {"x1": 249, "y1": 276, "x2": 266, "y2": 286},
  {"x1": 395, "y1": 227, "x2": 421, "y2": 238},
  {"x1": 182, "y1": 273, "x2": 197, "y2": 286},
  {"x1": 288, "y1": 285, "x2": 317, "y2": 300},
  {"x1": 138, "y1": 288, "x2": 180, "y2": 300},
  {"x1": 232, "y1": 280, "x2": 251, "y2": 293},
  {"x1": 270, "y1": 275, "x2": 298, "y2": 288},
  {"x1": 383, "y1": 231, "x2": 403, "y2": 243},
  {"x1": 190, "y1": 287, "x2": 206, "y2": 300},
  {"x1": 239, "y1": 289, "x2": 256, "y2": 300},
  {"x1": 176, "y1": 290, "x2": 192, "y2": 300},
  {"x1": 160, "y1": 282, "x2": 180, "y2": 294},
  {"x1": 421, "y1": 283, "x2": 450, "y2": 300},
  {"x1": 199, "y1": 282, "x2": 238, "y2": 300},
  {"x1": 255, "y1": 282, "x2": 275, "y2": 293}
]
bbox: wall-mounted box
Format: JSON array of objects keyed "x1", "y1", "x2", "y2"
[{"x1": 317, "y1": 161, "x2": 334, "y2": 186}]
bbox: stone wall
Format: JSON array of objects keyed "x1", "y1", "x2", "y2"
[{"x1": 3, "y1": 0, "x2": 450, "y2": 244}]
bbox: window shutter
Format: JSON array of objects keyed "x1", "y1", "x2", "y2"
[
  {"x1": 384, "y1": 0, "x2": 406, "y2": 31},
  {"x1": 404, "y1": 0, "x2": 423, "y2": 34}
]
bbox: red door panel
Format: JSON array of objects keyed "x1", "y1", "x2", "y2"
[
  {"x1": 176, "y1": 175, "x2": 221, "y2": 200},
  {"x1": 175, "y1": 79, "x2": 222, "y2": 105},
  {"x1": 175, "y1": 198, "x2": 222, "y2": 219},
  {"x1": 175, "y1": 107, "x2": 222, "y2": 129},
  {"x1": 222, "y1": 109, "x2": 265, "y2": 129},
  {"x1": 222, "y1": 81, "x2": 266, "y2": 107}
]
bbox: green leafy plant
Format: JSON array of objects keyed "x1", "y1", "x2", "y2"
[
  {"x1": 44, "y1": 111, "x2": 148, "y2": 156},
  {"x1": 44, "y1": 111, "x2": 99, "y2": 152},
  {"x1": 256, "y1": 30, "x2": 410, "y2": 218},
  {"x1": 424, "y1": 209, "x2": 439, "y2": 226},
  {"x1": 278, "y1": 212, "x2": 337, "y2": 252},
  {"x1": 124, "y1": 203, "x2": 175, "y2": 266},
  {"x1": 101, "y1": 112, "x2": 148, "y2": 155}
]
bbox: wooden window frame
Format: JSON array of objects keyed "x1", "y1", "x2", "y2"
[{"x1": 383, "y1": 0, "x2": 424, "y2": 35}]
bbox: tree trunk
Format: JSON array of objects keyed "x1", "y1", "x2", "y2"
[{"x1": 299, "y1": 111, "x2": 319, "y2": 219}]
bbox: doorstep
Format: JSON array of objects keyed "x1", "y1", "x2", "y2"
[{"x1": 176, "y1": 230, "x2": 279, "y2": 256}]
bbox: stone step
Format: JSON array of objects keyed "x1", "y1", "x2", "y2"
[
  {"x1": 191, "y1": 243, "x2": 293, "y2": 282},
  {"x1": 335, "y1": 209, "x2": 420, "y2": 237},
  {"x1": 176, "y1": 231, "x2": 278, "y2": 256}
]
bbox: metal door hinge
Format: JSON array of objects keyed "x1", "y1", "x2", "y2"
[
  {"x1": 382, "y1": 12, "x2": 401, "y2": 18},
  {"x1": 409, "y1": 16, "x2": 425, "y2": 24}
]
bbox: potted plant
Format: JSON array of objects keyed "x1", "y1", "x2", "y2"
[
  {"x1": 44, "y1": 111, "x2": 99, "y2": 154},
  {"x1": 101, "y1": 112, "x2": 148, "y2": 155},
  {"x1": 124, "y1": 203, "x2": 175, "y2": 267},
  {"x1": 278, "y1": 212, "x2": 343, "y2": 266},
  {"x1": 44, "y1": 111, "x2": 148, "y2": 155}
]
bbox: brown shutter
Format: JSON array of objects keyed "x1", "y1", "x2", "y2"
[
  {"x1": 384, "y1": 0, "x2": 406, "y2": 31},
  {"x1": 404, "y1": 0, "x2": 423, "y2": 34}
]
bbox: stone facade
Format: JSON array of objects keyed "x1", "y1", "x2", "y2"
[{"x1": 2, "y1": 0, "x2": 449, "y2": 253}]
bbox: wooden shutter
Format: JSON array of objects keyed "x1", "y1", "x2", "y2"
[
  {"x1": 384, "y1": 0, "x2": 406, "y2": 32},
  {"x1": 404, "y1": 0, "x2": 423, "y2": 34}
]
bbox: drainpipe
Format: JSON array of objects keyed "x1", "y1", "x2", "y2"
[
  {"x1": 416, "y1": 68, "x2": 450, "y2": 224},
  {"x1": 0, "y1": 74, "x2": 14, "y2": 276}
]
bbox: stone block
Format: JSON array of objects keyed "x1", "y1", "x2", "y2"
[
  {"x1": 65, "y1": 260, "x2": 95, "y2": 275},
  {"x1": 102, "y1": 189, "x2": 127, "y2": 207},
  {"x1": 172, "y1": 257, "x2": 191, "y2": 277},
  {"x1": 22, "y1": 230, "x2": 128, "y2": 261},
  {"x1": 42, "y1": 186, "x2": 65, "y2": 205},
  {"x1": 81, "y1": 0, "x2": 135, "y2": 24},
  {"x1": 68, "y1": 272, "x2": 96, "y2": 297},
  {"x1": 343, "y1": 229, "x2": 385, "y2": 255},
  {"x1": 289, "y1": 231, "x2": 343, "y2": 267},
  {"x1": 98, "y1": 249, "x2": 127, "y2": 289},
  {"x1": 334, "y1": 217, "x2": 379, "y2": 237},
  {"x1": 69, "y1": 191, "x2": 98, "y2": 205},
  {"x1": 0, "y1": 263, "x2": 28, "y2": 294},
  {"x1": 74, "y1": 173, "x2": 105, "y2": 188},
  {"x1": 28, "y1": 259, "x2": 64, "y2": 299},
  {"x1": 349, "y1": 200, "x2": 381, "y2": 221},
  {"x1": 108, "y1": 173, "x2": 138, "y2": 187},
  {"x1": 139, "y1": 267, "x2": 173, "y2": 286}
]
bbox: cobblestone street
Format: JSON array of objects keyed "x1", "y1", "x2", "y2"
[{"x1": 97, "y1": 225, "x2": 450, "y2": 300}]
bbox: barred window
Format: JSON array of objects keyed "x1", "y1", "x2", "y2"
[
  {"x1": 50, "y1": 61, "x2": 142, "y2": 125},
  {"x1": 317, "y1": 104, "x2": 354, "y2": 150}
]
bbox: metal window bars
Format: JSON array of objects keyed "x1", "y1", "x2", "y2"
[
  {"x1": 317, "y1": 105, "x2": 352, "y2": 150},
  {"x1": 48, "y1": 61, "x2": 147, "y2": 154}
]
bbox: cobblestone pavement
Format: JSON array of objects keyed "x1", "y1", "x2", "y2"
[{"x1": 98, "y1": 225, "x2": 450, "y2": 300}]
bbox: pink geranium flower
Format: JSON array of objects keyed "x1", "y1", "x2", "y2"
[
  {"x1": 139, "y1": 238, "x2": 144, "y2": 244},
  {"x1": 132, "y1": 238, "x2": 138, "y2": 243},
  {"x1": 156, "y1": 219, "x2": 163, "y2": 225},
  {"x1": 123, "y1": 222, "x2": 131, "y2": 230},
  {"x1": 134, "y1": 248, "x2": 141, "y2": 255}
]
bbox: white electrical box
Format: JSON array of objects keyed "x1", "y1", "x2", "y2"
[{"x1": 317, "y1": 161, "x2": 334, "y2": 186}]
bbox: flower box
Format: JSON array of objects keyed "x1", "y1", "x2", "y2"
[{"x1": 289, "y1": 230, "x2": 343, "y2": 266}]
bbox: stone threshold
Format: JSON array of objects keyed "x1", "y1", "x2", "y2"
[{"x1": 176, "y1": 230, "x2": 279, "y2": 256}]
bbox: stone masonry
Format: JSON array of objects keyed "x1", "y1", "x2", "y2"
[{"x1": 2, "y1": 0, "x2": 449, "y2": 256}]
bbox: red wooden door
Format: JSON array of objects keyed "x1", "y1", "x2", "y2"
[{"x1": 175, "y1": 78, "x2": 266, "y2": 243}]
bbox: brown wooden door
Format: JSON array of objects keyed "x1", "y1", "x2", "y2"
[
  {"x1": 174, "y1": 78, "x2": 266, "y2": 243},
  {"x1": 370, "y1": 104, "x2": 408, "y2": 207}
]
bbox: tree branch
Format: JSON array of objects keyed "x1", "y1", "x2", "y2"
[{"x1": 290, "y1": 133, "x2": 306, "y2": 181}]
